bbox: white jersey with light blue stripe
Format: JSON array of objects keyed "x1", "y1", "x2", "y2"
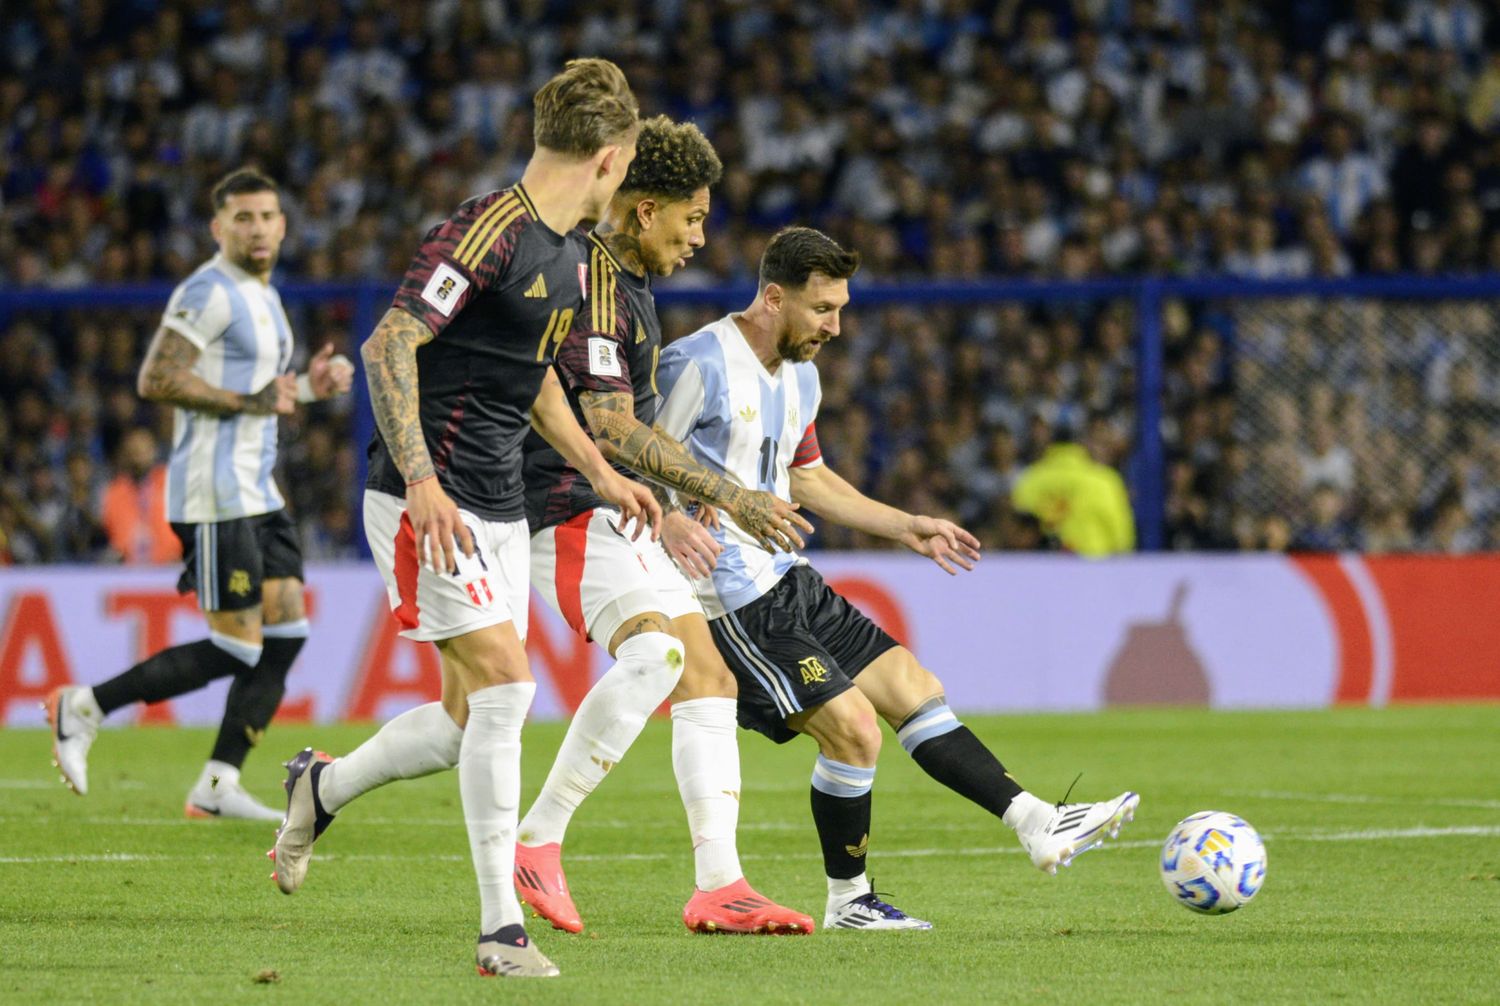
[
  {"x1": 656, "y1": 315, "x2": 823, "y2": 618},
  {"x1": 160, "y1": 253, "x2": 294, "y2": 523}
]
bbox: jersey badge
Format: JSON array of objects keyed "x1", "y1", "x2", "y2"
[
  {"x1": 798, "y1": 656, "x2": 831, "y2": 684},
  {"x1": 588, "y1": 337, "x2": 623, "y2": 377},
  {"x1": 523, "y1": 273, "x2": 548, "y2": 298},
  {"x1": 737, "y1": 405, "x2": 758, "y2": 422},
  {"x1": 788, "y1": 406, "x2": 798, "y2": 427},
  {"x1": 421, "y1": 263, "x2": 469, "y2": 317}
]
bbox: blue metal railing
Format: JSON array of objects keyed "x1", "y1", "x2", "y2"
[{"x1": 7, "y1": 273, "x2": 1500, "y2": 552}]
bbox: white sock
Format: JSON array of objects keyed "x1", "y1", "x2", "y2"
[
  {"x1": 1003, "y1": 790, "x2": 1051, "y2": 832},
  {"x1": 517, "y1": 632, "x2": 684, "y2": 846},
  {"x1": 461, "y1": 681, "x2": 534, "y2": 934},
  {"x1": 671, "y1": 697, "x2": 744, "y2": 891},
  {"x1": 318, "y1": 702, "x2": 464, "y2": 813},
  {"x1": 827, "y1": 872, "x2": 868, "y2": 907},
  {"x1": 197, "y1": 759, "x2": 240, "y2": 790}
]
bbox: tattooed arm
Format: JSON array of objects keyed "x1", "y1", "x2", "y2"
[
  {"x1": 531, "y1": 368, "x2": 660, "y2": 539},
  {"x1": 578, "y1": 389, "x2": 813, "y2": 553},
  {"x1": 361, "y1": 308, "x2": 437, "y2": 483},
  {"x1": 360, "y1": 307, "x2": 473, "y2": 572},
  {"x1": 137, "y1": 328, "x2": 295, "y2": 415}
]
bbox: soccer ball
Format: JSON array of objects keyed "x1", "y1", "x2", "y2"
[{"x1": 1160, "y1": 811, "x2": 1267, "y2": 915}]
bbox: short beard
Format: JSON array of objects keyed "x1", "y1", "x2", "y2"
[
  {"x1": 231, "y1": 249, "x2": 275, "y2": 278},
  {"x1": 776, "y1": 332, "x2": 815, "y2": 363}
]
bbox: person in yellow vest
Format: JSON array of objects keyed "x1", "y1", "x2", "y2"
[{"x1": 1011, "y1": 424, "x2": 1135, "y2": 556}]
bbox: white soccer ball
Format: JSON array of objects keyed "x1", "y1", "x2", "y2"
[{"x1": 1160, "y1": 811, "x2": 1267, "y2": 915}]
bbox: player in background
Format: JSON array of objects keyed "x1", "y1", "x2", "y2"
[
  {"x1": 45, "y1": 168, "x2": 353, "y2": 820},
  {"x1": 269, "y1": 59, "x2": 658, "y2": 979},
  {"x1": 655, "y1": 227, "x2": 1140, "y2": 931},
  {"x1": 513, "y1": 115, "x2": 815, "y2": 936}
]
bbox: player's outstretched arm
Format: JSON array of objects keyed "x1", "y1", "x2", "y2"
[
  {"x1": 138, "y1": 327, "x2": 295, "y2": 415},
  {"x1": 362, "y1": 307, "x2": 473, "y2": 573},
  {"x1": 531, "y1": 370, "x2": 661, "y2": 540},
  {"x1": 577, "y1": 389, "x2": 812, "y2": 552},
  {"x1": 790, "y1": 463, "x2": 981, "y2": 574}
]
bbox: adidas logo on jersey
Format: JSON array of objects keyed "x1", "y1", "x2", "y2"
[{"x1": 524, "y1": 274, "x2": 548, "y2": 298}]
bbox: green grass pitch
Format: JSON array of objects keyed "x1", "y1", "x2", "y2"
[{"x1": 4, "y1": 706, "x2": 1498, "y2": 1004}]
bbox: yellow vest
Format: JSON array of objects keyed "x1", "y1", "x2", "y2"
[{"x1": 1011, "y1": 444, "x2": 1136, "y2": 557}]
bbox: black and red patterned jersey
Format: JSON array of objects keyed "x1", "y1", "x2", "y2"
[
  {"x1": 521, "y1": 231, "x2": 662, "y2": 532},
  {"x1": 365, "y1": 183, "x2": 589, "y2": 522}
]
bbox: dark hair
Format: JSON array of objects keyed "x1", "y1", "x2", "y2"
[
  {"x1": 758, "y1": 226, "x2": 861, "y2": 291},
  {"x1": 618, "y1": 115, "x2": 722, "y2": 203},
  {"x1": 533, "y1": 57, "x2": 639, "y2": 157},
  {"x1": 210, "y1": 168, "x2": 279, "y2": 210}
]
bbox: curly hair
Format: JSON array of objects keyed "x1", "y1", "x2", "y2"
[{"x1": 617, "y1": 115, "x2": 723, "y2": 202}]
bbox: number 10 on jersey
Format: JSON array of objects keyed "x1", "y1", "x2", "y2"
[{"x1": 535, "y1": 308, "x2": 574, "y2": 362}]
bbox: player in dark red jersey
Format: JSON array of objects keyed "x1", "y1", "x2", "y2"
[
  {"x1": 270, "y1": 59, "x2": 657, "y2": 980},
  {"x1": 512, "y1": 116, "x2": 815, "y2": 936}
]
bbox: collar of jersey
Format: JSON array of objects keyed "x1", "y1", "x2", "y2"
[
  {"x1": 722, "y1": 314, "x2": 786, "y2": 384},
  {"x1": 587, "y1": 230, "x2": 648, "y2": 288},
  {"x1": 210, "y1": 251, "x2": 268, "y2": 287}
]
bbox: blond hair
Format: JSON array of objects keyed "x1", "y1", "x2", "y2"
[{"x1": 533, "y1": 58, "x2": 639, "y2": 157}]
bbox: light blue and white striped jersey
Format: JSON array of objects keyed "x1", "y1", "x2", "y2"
[
  {"x1": 159, "y1": 253, "x2": 294, "y2": 523},
  {"x1": 656, "y1": 315, "x2": 823, "y2": 618}
]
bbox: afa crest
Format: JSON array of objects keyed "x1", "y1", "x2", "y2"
[
  {"x1": 798, "y1": 656, "x2": 831, "y2": 684},
  {"x1": 227, "y1": 570, "x2": 252, "y2": 597}
]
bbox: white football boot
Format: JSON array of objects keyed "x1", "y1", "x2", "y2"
[
  {"x1": 824, "y1": 888, "x2": 933, "y2": 931},
  {"x1": 185, "y1": 766, "x2": 285, "y2": 821},
  {"x1": 1017, "y1": 791, "x2": 1140, "y2": 874},
  {"x1": 45, "y1": 687, "x2": 101, "y2": 795},
  {"x1": 476, "y1": 926, "x2": 560, "y2": 978}
]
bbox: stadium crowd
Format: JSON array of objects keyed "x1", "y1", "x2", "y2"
[{"x1": 2, "y1": 0, "x2": 1498, "y2": 562}]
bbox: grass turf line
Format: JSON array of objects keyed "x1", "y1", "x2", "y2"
[{"x1": 3, "y1": 706, "x2": 1498, "y2": 1004}]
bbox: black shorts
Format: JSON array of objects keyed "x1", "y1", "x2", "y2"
[
  {"x1": 709, "y1": 564, "x2": 899, "y2": 744},
  {"x1": 171, "y1": 510, "x2": 305, "y2": 612}
]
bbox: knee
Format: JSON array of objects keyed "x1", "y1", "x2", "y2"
[
  {"x1": 821, "y1": 702, "x2": 883, "y2": 766},
  {"x1": 620, "y1": 631, "x2": 686, "y2": 689},
  {"x1": 461, "y1": 641, "x2": 530, "y2": 689}
]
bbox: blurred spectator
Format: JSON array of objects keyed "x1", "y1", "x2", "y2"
[
  {"x1": 100, "y1": 428, "x2": 179, "y2": 564},
  {"x1": 1012, "y1": 436, "x2": 1136, "y2": 557},
  {"x1": 0, "y1": 0, "x2": 1496, "y2": 560}
]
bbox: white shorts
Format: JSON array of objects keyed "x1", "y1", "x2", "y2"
[
  {"x1": 530, "y1": 507, "x2": 702, "y2": 646},
  {"x1": 364, "y1": 490, "x2": 530, "y2": 643}
]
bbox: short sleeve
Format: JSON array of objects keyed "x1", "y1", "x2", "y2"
[
  {"x1": 791, "y1": 422, "x2": 823, "y2": 468},
  {"x1": 389, "y1": 192, "x2": 522, "y2": 337},
  {"x1": 160, "y1": 274, "x2": 230, "y2": 350},
  {"x1": 654, "y1": 348, "x2": 706, "y2": 442},
  {"x1": 553, "y1": 280, "x2": 632, "y2": 396}
]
